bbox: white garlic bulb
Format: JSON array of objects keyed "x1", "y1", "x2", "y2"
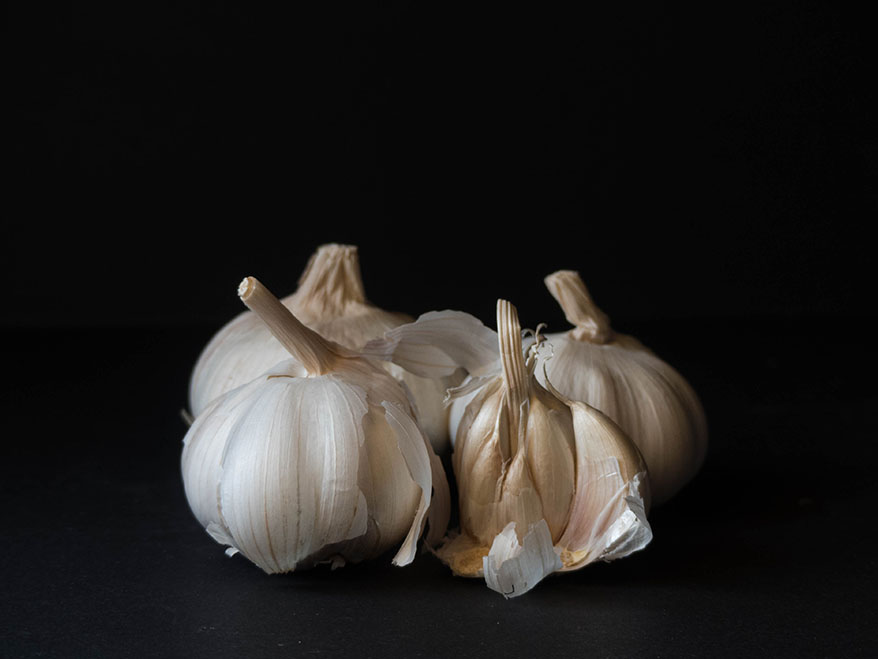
[
  {"x1": 181, "y1": 276, "x2": 450, "y2": 573},
  {"x1": 365, "y1": 301, "x2": 652, "y2": 597},
  {"x1": 533, "y1": 270, "x2": 709, "y2": 506},
  {"x1": 188, "y1": 243, "x2": 454, "y2": 452}
]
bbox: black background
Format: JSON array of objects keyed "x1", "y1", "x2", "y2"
[{"x1": 4, "y1": 2, "x2": 877, "y2": 658}]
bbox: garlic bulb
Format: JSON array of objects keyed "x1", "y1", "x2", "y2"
[
  {"x1": 188, "y1": 243, "x2": 454, "y2": 451},
  {"x1": 365, "y1": 301, "x2": 652, "y2": 597},
  {"x1": 181, "y1": 276, "x2": 450, "y2": 573},
  {"x1": 532, "y1": 270, "x2": 708, "y2": 506}
]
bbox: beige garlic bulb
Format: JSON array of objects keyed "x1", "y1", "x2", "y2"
[
  {"x1": 181, "y1": 277, "x2": 450, "y2": 573},
  {"x1": 533, "y1": 270, "x2": 709, "y2": 506},
  {"x1": 188, "y1": 243, "x2": 454, "y2": 451},
  {"x1": 365, "y1": 301, "x2": 652, "y2": 597}
]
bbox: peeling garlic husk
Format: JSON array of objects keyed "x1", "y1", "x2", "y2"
[
  {"x1": 188, "y1": 243, "x2": 457, "y2": 452},
  {"x1": 532, "y1": 270, "x2": 709, "y2": 506},
  {"x1": 365, "y1": 301, "x2": 652, "y2": 597},
  {"x1": 181, "y1": 277, "x2": 450, "y2": 573}
]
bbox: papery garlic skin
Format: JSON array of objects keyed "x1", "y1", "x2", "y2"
[
  {"x1": 188, "y1": 243, "x2": 454, "y2": 452},
  {"x1": 535, "y1": 270, "x2": 708, "y2": 506},
  {"x1": 181, "y1": 277, "x2": 450, "y2": 572},
  {"x1": 365, "y1": 301, "x2": 652, "y2": 597}
]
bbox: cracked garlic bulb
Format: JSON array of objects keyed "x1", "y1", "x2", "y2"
[
  {"x1": 365, "y1": 300, "x2": 652, "y2": 597},
  {"x1": 533, "y1": 270, "x2": 709, "y2": 506},
  {"x1": 181, "y1": 277, "x2": 450, "y2": 573},
  {"x1": 188, "y1": 243, "x2": 455, "y2": 451}
]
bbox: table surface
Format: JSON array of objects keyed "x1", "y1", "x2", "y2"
[{"x1": 2, "y1": 317, "x2": 876, "y2": 659}]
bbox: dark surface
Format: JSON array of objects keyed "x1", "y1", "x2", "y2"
[
  {"x1": 4, "y1": 1, "x2": 878, "y2": 657},
  {"x1": 2, "y1": 318, "x2": 877, "y2": 658}
]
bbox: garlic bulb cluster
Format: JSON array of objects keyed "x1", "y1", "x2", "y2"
[
  {"x1": 365, "y1": 301, "x2": 652, "y2": 597},
  {"x1": 533, "y1": 271, "x2": 708, "y2": 506},
  {"x1": 181, "y1": 248, "x2": 709, "y2": 597},
  {"x1": 188, "y1": 243, "x2": 454, "y2": 452},
  {"x1": 181, "y1": 277, "x2": 450, "y2": 572}
]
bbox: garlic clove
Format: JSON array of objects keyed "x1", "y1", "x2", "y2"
[
  {"x1": 216, "y1": 374, "x2": 373, "y2": 573},
  {"x1": 552, "y1": 396, "x2": 652, "y2": 569},
  {"x1": 181, "y1": 378, "x2": 265, "y2": 533},
  {"x1": 537, "y1": 270, "x2": 708, "y2": 506},
  {"x1": 181, "y1": 277, "x2": 449, "y2": 572},
  {"x1": 522, "y1": 387, "x2": 577, "y2": 541},
  {"x1": 188, "y1": 244, "x2": 455, "y2": 452}
]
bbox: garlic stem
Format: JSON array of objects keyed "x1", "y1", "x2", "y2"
[
  {"x1": 497, "y1": 300, "x2": 526, "y2": 459},
  {"x1": 238, "y1": 276, "x2": 339, "y2": 375},
  {"x1": 295, "y1": 243, "x2": 367, "y2": 313},
  {"x1": 544, "y1": 270, "x2": 613, "y2": 344}
]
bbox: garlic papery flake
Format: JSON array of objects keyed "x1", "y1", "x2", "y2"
[
  {"x1": 181, "y1": 276, "x2": 450, "y2": 573},
  {"x1": 362, "y1": 309, "x2": 502, "y2": 447},
  {"x1": 188, "y1": 243, "x2": 454, "y2": 452},
  {"x1": 536, "y1": 270, "x2": 709, "y2": 506},
  {"x1": 366, "y1": 301, "x2": 652, "y2": 597}
]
